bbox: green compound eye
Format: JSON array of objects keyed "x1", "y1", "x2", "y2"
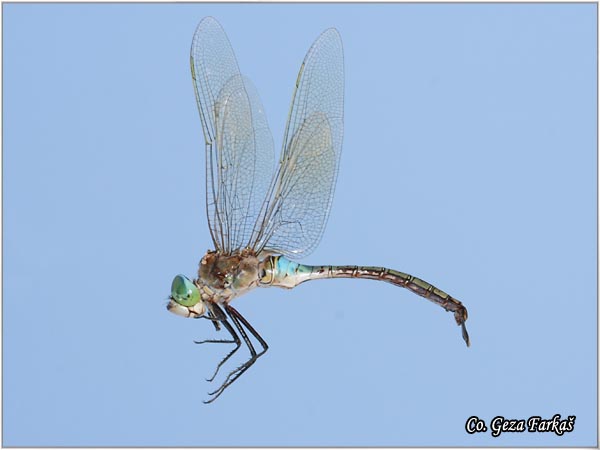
[{"x1": 170, "y1": 274, "x2": 200, "y2": 307}]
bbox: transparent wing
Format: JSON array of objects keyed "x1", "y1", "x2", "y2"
[
  {"x1": 251, "y1": 29, "x2": 344, "y2": 259},
  {"x1": 191, "y1": 17, "x2": 274, "y2": 253}
]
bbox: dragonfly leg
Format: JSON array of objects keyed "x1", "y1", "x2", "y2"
[
  {"x1": 195, "y1": 303, "x2": 242, "y2": 382},
  {"x1": 201, "y1": 316, "x2": 222, "y2": 332},
  {"x1": 203, "y1": 318, "x2": 242, "y2": 382},
  {"x1": 194, "y1": 306, "x2": 234, "y2": 343},
  {"x1": 200, "y1": 307, "x2": 223, "y2": 331},
  {"x1": 204, "y1": 305, "x2": 268, "y2": 404}
]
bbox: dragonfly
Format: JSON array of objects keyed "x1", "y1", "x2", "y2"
[{"x1": 167, "y1": 17, "x2": 470, "y2": 404}]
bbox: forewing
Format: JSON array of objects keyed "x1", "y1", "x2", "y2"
[
  {"x1": 212, "y1": 75, "x2": 274, "y2": 252},
  {"x1": 252, "y1": 29, "x2": 344, "y2": 259},
  {"x1": 190, "y1": 17, "x2": 274, "y2": 252}
]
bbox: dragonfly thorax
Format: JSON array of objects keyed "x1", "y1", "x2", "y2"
[{"x1": 199, "y1": 249, "x2": 261, "y2": 299}]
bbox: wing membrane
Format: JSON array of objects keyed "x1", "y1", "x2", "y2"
[
  {"x1": 252, "y1": 29, "x2": 344, "y2": 259},
  {"x1": 191, "y1": 17, "x2": 274, "y2": 252}
]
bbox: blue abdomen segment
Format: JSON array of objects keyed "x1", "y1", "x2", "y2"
[
  {"x1": 276, "y1": 257, "x2": 299, "y2": 277},
  {"x1": 277, "y1": 257, "x2": 313, "y2": 277},
  {"x1": 264, "y1": 256, "x2": 314, "y2": 288}
]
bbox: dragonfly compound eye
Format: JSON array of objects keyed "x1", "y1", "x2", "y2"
[{"x1": 170, "y1": 274, "x2": 200, "y2": 307}]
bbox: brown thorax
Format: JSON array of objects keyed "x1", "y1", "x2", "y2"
[{"x1": 198, "y1": 249, "x2": 261, "y2": 302}]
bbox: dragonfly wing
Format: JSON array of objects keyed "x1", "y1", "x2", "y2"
[
  {"x1": 191, "y1": 17, "x2": 274, "y2": 253},
  {"x1": 212, "y1": 74, "x2": 274, "y2": 253},
  {"x1": 252, "y1": 28, "x2": 344, "y2": 259}
]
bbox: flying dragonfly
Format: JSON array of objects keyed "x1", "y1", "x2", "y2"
[{"x1": 167, "y1": 17, "x2": 470, "y2": 403}]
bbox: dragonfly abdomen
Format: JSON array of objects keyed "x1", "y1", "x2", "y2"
[
  {"x1": 261, "y1": 255, "x2": 470, "y2": 346},
  {"x1": 259, "y1": 255, "x2": 314, "y2": 288}
]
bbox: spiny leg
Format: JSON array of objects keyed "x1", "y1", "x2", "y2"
[
  {"x1": 195, "y1": 303, "x2": 242, "y2": 382},
  {"x1": 204, "y1": 305, "x2": 269, "y2": 403},
  {"x1": 195, "y1": 304, "x2": 235, "y2": 344},
  {"x1": 210, "y1": 306, "x2": 269, "y2": 391},
  {"x1": 209, "y1": 306, "x2": 260, "y2": 389},
  {"x1": 205, "y1": 306, "x2": 257, "y2": 402},
  {"x1": 229, "y1": 305, "x2": 269, "y2": 355},
  {"x1": 204, "y1": 308, "x2": 222, "y2": 332}
]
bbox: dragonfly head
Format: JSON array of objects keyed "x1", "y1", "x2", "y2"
[{"x1": 167, "y1": 274, "x2": 205, "y2": 318}]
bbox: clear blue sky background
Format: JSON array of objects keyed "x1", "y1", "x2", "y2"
[{"x1": 3, "y1": 3, "x2": 597, "y2": 447}]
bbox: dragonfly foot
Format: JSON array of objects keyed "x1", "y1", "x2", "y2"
[
  {"x1": 194, "y1": 339, "x2": 236, "y2": 345},
  {"x1": 203, "y1": 394, "x2": 222, "y2": 405}
]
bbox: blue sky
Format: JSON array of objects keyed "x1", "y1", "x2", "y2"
[{"x1": 3, "y1": 3, "x2": 597, "y2": 447}]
